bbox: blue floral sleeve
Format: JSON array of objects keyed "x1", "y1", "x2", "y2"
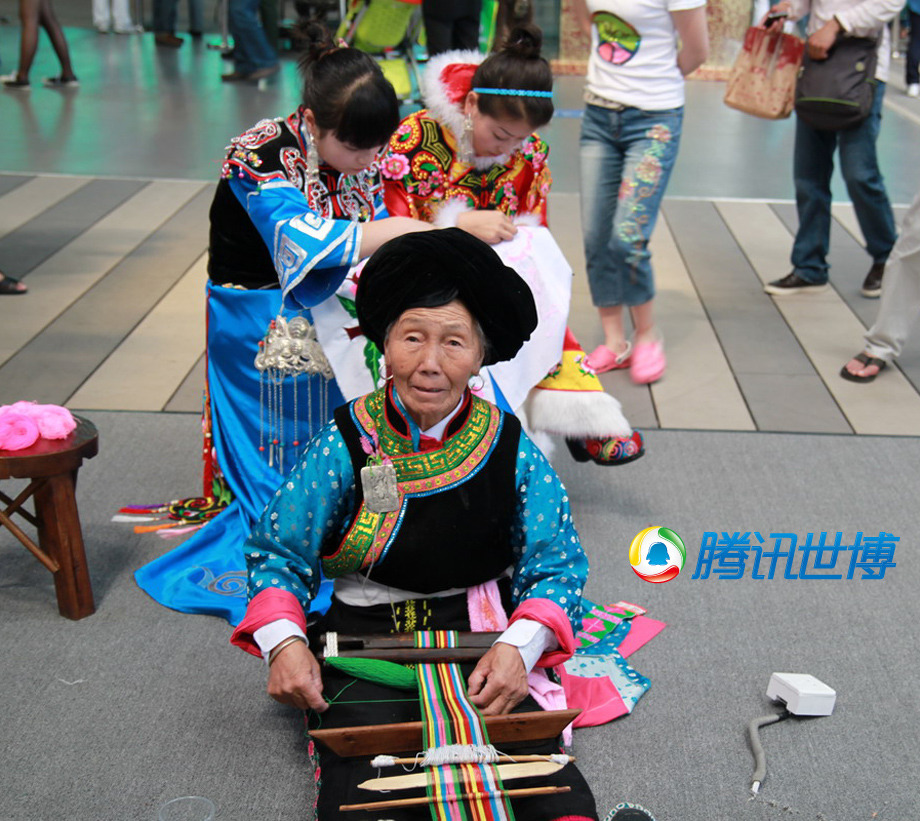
[
  {"x1": 228, "y1": 175, "x2": 363, "y2": 311},
  {"x1": 509, "y1": 431, "x2": 588, "y2": 631},
  {"x1": 244, "y1": 421, "x2": 356, "y2": 610}
]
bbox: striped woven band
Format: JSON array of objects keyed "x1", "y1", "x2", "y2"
[{"x1": 415, "y1": 631, "x2": 514, "y2": 820}]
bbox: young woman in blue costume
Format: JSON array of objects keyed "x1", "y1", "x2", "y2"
[
  {"x1": 231, "y1": 229, "x2": 658, "y2": 821},
  {"x1": 133, "y1": 25, "x2": 433, "y2": 623}
]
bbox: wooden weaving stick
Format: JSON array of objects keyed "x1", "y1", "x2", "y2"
[
  {"x1": 377, "y1": 753, "x2": 576, "y2": 767},
  {"x1": 358, "y1": 760, "x2": 566, "y2": 791},
  {"x1": 325, "y1": 632, "x2": 502, "y2": 649},
  {"x1": 341, "y1": 785, "x2": 571, "y2": 812},
  {"x1": 310, "y1": 708, "x2": 580, "y2": 757},
  {"x1": 317, "y1": 631, "x2": 501, "y2": 662}
]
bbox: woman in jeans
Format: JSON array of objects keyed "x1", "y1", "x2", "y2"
[{"x1": 575, "y1": 0, "x2": 708, "y2": 384}]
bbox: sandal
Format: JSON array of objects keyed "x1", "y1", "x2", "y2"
[
  {"x1": 840, "y1": 351, "x2": 887, "y2": 383},
  {"x1": 585, "y1": 341, "x2": 632, "y2": 373},
  {"x1": 0, "y1": 274, "x2": 28, "y2": 295}
]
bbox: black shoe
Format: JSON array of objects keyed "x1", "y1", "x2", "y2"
[
  {"x1": 1, "y1": 73, "x2": 30, "y2": 88},
  {"x1": 764, "y1": 272, "x2": 829, "y2": 295},
  {"x1": 222, "y1": 64, "x2": 279, "y2": 82},
  {"x1": 860, "y1": 262, "x2": 885, "y2": 298},
  {"x1": 154, "y1": 31, "x2": 183, "y2": 47},
  {"x1": 42, "y1": 75, "x2": 79, "y2": 88}
]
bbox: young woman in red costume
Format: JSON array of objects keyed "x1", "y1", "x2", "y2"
[{"x1": 381, "y1": 24, "x2": 644, "y2": 467}]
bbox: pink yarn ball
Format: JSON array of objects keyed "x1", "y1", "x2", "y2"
[
  {"x1": 0, "y1": 411, "x2": 41, "y2": 451},
  {"x1": 33, "y1": 404, "x2": 77, "y2": 439}
]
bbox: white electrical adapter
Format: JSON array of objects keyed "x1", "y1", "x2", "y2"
[{"x1": 766, "y1": 672, "x2": 836, "y2": 716}]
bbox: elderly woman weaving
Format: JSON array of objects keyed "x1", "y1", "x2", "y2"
[{"x1": 230, "y1": 229, "x2": 644, "y2": 820}]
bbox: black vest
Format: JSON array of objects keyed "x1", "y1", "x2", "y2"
[{"x1": 331, "y1": 390, "x2": 520, "y2": 594}]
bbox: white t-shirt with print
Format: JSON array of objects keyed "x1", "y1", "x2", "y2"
[{"x1": 584, "y1": 0, "x2": 706, "y2": 111}]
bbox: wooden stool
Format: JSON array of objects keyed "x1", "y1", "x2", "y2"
[{"x1": 0, "y1": 415, "x2": 99, "y2": 620}]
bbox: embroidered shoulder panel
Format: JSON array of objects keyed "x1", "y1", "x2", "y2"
[
  {"x1": 221, "y1": 108, "x2": 382, "y2": 221},
  {"x1": 381, "y1": 110, "x2": 549, "y2": 221},
  {"x1": 322, "y1": 389, "x2": 503, "y2": 578}
]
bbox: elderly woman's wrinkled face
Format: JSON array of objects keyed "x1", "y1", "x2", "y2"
[{"x1": 385, "y1": 300, "x2": 484, "y2": 431}]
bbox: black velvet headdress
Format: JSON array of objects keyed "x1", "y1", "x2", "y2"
[{"x1": 356, "y1": 228, "x2": 538, "y2": 366}]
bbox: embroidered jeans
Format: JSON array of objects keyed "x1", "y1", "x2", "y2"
[
  {"x1": 579, "y1": 103, "x2": 683, "y2": 307},
  {"x1": 791, "y1": 82, "x2": 896, "y2": 283}
]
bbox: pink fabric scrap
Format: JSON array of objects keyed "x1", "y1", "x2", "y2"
[
  {"x1": 617, "y1": 615, "x2": 667, "y2": 659},
  {"x1": 557, "y1": 665, "x2": 629, "y2": 727},
  {"x1": 467, "y1": 580, "x2": 507, "y2": 632}
]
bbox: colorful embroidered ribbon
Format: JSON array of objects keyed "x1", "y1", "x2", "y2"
[{"x1": 415, "y1": 631, "x2": 514, "y2": 821}]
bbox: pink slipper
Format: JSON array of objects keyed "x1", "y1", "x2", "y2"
[
  {"x1": 631, "y1": 338, "x2": 666, "y2": 384},
  {"x1": 585, "y1": 342, "x2": 632, "y2": 373}
]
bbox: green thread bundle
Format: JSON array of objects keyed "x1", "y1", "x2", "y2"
[{"x1": 326, "y1": 656, "x2": 419, "y2": 692}]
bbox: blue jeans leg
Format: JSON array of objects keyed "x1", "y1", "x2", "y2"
[
  {"x1": 838, "y1": 83, "x2": 896, "y2": 264},
  {"x1": 791, "y1": 115, "x2": 837, "y2": 283},
  {"x1": 907, "y1": 10, "x2": 920, "y2": 85},
  {"x1": 228, "y1": 0, "x2": 278, "y2": 75},
  {"x1": 579, "y1": 104, "x2": 683, "y2": 307},
  {"x1": 187, "y1": 0, "x2": 205, "y2": 32},
  {"x1": 792, "y1": 82, "x2": 895, "y2": 281},
  {"x1": 153, "y1": 0, "x2": 179, "y2": 31}
]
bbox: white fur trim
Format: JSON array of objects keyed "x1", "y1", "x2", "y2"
[
  {"x1": 432, "y1": 197, "x2": 474, "y2": 228},
  {"x1": 422, "y1": 49, "x2": 483, "y2": 143},
  {"x1": 513, "y1": 213, "x2": 542, "y2": 227},
  {"x1": 527, "y1": 430, "x2": 556, "y2": 462},
  {"x1": 421, "y1": 49, "x2": 523, "y2": 171},
  {"x1": 523, "y1": 387, "x2": 632, "y2": 439},
  {"x1": 516, "y1": 405, "x2": 556, "y2": 463}
]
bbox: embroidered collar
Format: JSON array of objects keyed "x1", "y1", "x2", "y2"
[
  {"x1": 324, "y1": 387, "x2": 503, "y2": 578},
  {"x1": 387, "y1": 385, "x2": 471, "y2": 451}
]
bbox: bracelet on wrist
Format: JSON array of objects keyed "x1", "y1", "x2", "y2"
[{"x1": 268, "y1": 635, "x2": 306, "y2": 666}]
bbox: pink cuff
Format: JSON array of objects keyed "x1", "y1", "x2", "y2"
[
  {"x1": 508, "y1": 598, "x2": 577, "y2": 667},
  {"x1": 229, "y1": 588, "x2": 307, "y2": 657}
]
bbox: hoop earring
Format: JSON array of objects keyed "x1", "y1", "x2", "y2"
[
  {"x1": 305, "y1": 129, "x2": 320, "y2": 189},
  {"x1": 468, "y1": 374, "x2": 484, "y2": 392},
  {"x1": 460, "y1": 113, "x2": 474, "y2": 165}
]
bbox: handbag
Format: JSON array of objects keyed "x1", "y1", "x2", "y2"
[
  {"x1": 724, "y1": 26, "x2": 805, "y2": 120},
  {"x1": 794, "y1": 35, "x2": 878, "y2": 131}
]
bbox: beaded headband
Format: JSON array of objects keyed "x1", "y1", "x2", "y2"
[{"x1": 472, "y1": 87, "x2": 553, "y2": 98}]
